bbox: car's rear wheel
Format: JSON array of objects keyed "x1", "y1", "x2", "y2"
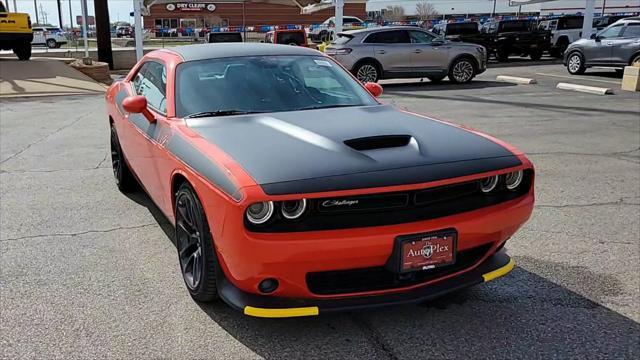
[
  {"x1": 354, "y1": 61, "x2": 380, "y2": 83},
  {"x1": 110, "y1": 124, "x2": 137, "y2": 192},
  {"x1": 567, "y1": 52, "x2": 586, "y2": 75},
  {"x1": 13, "y1": 42, "x2": 31, "y2": 61},
  {"x1": 175, "y1": 182, "x2": 219, "y2": 302},
  {"x1": 529, "y1": 49, "x2": 543, "y2": 61},
  {"x1": 496, "y1": 48, "x2": 510, "y2": 62},
  {"x1": 448, "y1": 57, "x2": 476, "y2": 84},
  {"x1": 46, "y1": 39, "x2": 57, "y2": 49},
  {"x1": 631, "y1": 54, "x2": 640, "y2": 66}
]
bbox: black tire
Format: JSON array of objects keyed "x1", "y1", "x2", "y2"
[
  {"x1": 566, "y1": 51, "x2": 586, "y2": 75},
  {"x1": 13, "y1": 42, "x2": 31, "y2": 61},
  {"x1": 427, "y1": 75, "x2": 446, "y2": 83},
  {"x1": 553, "y1": 38, "x2": 569, "y2": 58},
  {"x1": 448, "y1": 57, "x2": 477, "y2": 84},
  {"x1": 46, "y1": 39, "x2": 57, "y2": 49},
  {"x1": 353, "y1": 60, "x2": 380, "y2": 83},
  {"x1": 175, "y1": 182, "x2": 219, "y2": 302},
  {"x1": 110, "y1": 124, "x2": 137, "y2": 192},
  {"x1": 319, "y1": 30, "x2": 328, "y2": 42},
  {"x1": 497, "y1": 48, "x2": 509, "y2": 62},
  {"x1": 631, "y1": 54, "x2": 640, "y2": 66},
  {"x1": 529, "y1": 49, "x2": 543, "y2": 61}
]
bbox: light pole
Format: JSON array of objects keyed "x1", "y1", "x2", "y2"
[
  {"x1": 68, "y1": 0, "x2": 73, "y2": 29},
  {"x1": 491, "y1": 0, "x2": 497, "y2": 18},
  {"x1": 33, "y1": 0, "x2": 39, "y2": 25}
]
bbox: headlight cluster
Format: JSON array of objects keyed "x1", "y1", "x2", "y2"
[
  {"x1": 246, "y1": 199, "x2": 307, "y2": 225},
  {"x1": 480, "y1": 170, "x2": 524, "y2": 193}
]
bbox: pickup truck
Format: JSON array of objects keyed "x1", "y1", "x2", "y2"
[
  {"x1": 479, "y1": 19, "x2": 551, "y2": 61},
  {"x1": 0, "y1": 0, "x2": 33, "y2": 60}
]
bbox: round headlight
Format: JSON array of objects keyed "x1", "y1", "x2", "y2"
[
  {"x1": 281, "y1": 199, "x2": 307, "y2": 219},
  {"x1": 246, "y1": 201, "x2": 274, "y2": 225},
  {"x1": 480, "y1": 175, "x2": 499, "y2": 193},
  {"x1": 505, "y1": 170, "x2": 523, "y2": 190}
]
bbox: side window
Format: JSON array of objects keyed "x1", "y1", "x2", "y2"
[
  {"x1": 622, "y1": 24, "x2": 640, "y2": 38},
  {"x1": 133, "y1": 61, "x2": 167, "y2": 114},
  {"x1": 598, "y1": 24, "x2": 624, "y2": 39},
  {"x1": 365, "y1": 30, "x2": 410, "y2": 44},
  {"x1": 409, "y1": 30, "x2": 434, "y2": 44}
]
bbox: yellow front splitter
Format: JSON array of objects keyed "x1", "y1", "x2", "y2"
[
  {"x1": 482, "y1": 258, "x2": 516, "y2": 282},
  {"x1": 244, "y1": 306, "x2": 319, "y2": 318}
]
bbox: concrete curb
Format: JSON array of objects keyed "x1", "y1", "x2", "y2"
[
  {"x1": 556, "y1": 82, "x2": 613, "y2": 95},
  {"x1": 497, "y1": 75, "x2": 537, "y2": 84}
]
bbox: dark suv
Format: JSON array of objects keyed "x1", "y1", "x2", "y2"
[{"x1": 564, "y1": 17, "x2": 640, "y2": 75}]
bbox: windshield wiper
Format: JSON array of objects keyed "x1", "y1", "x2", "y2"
[
  {"x1": 184, "y1": 110, "x2": 263, "y2": 118},
  {"x1": 295, "y1": 104, "x2": 359, "y2": 111}
]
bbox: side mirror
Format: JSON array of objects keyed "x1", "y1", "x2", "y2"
[
  {"x1": 122, "y1": 95, "x2": 155, "y2": 123},
  {"x1": 432, "y1": 38, "x2": 446, "y2": 45},
  {"x1": 590, "y1": 33, "x2": 598, "y2": 40},
  {"x1": 364, "y1": 82, "x2": 383, "y2": 97}
]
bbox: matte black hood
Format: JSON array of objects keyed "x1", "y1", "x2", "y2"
[{"x1": 186, "y1": 105, "x2": 520, "y2": 195}]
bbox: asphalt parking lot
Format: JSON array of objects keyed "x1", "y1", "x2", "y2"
[{"x1": 1, "y1": 63, "x2": 639, "y2": 359}]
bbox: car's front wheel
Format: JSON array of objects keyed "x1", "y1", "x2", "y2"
[
  {"x1": 175, "y1": 182, "x2": 219, "y2": 302},
  {"x1": 13, "y1": 42, "x2": 31, "y2": 61},
  {"x1": 110, "y1": 124, "x2": 137, "y2": 192},
  {"x1": 448, "y1": 57, "x2": 476, "y2": 84},
  {"x1": 354, "y1": 61, "x2": 380, "y2": 83},
  {"x1": 46, "y1": 39, "x2": 57, "y2": 49},
  {"x1": 567, "y1": 52, "x2": 586, "y2": 75}
]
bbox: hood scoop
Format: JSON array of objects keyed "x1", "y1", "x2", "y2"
[{"x1": 344, "y1": 135, "x2": 413, "y2": 151}]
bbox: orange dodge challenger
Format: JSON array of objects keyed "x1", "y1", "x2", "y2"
[{"x1": 106, "y1": 43, "x2": 534, "y2": 318}]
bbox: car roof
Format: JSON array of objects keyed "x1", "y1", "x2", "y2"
[
  {"x1": 342, "y1": 26, "x2": 422, "y2": 35},
  {"x1": 167, "y1": 43, "x2": 319, "y2": 62}
]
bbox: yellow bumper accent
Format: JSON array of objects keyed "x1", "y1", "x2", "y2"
[
  {"x1": 244, "y1": 306, "x2": 319, "y2": 318},
  {"x1": 482, "y1": 258, "x2": 516, "y2": 282}
]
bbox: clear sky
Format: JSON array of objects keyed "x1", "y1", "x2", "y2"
[{"x1": 6, "y1": 0, "x2": 638, "y2": 27}]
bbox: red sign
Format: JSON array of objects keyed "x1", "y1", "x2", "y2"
[
  {"x1": 165, "y1": 3, "x2": 216, "y2": 12},
  {"x1": 76, "y1": 15, "x2": 95, "y2": 26}
]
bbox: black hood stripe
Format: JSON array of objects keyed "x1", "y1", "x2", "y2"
[
  {"x1": 260, "y1": 155, "x2": 522, "y2": 195},
  {"x1": 116, "y1": 91, "x2": 240, "y2": 201},
  {"x1": 166, "y1": 134, "x2": 242, "y2": 201}
]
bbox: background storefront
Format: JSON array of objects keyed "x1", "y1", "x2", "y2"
[{"x1": 144, "y1": 1, "x2": 367, "y2": 30}]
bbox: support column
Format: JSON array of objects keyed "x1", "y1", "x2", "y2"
[
  {"x1": 581, "y1": 0, "x2": 596, "y2": 39},
  {"x1": 334, "y1": 0, "x2": 344, "y2": 36},
  {"x1": 134, "y1": 0, "x2": 144, "y2": 61},
  {"x1": 94, "y1": 0, "x2": 113, "y2": 69}
]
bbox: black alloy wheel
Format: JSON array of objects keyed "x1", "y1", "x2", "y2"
[
  {"x1": 110, "y1": 124, "x2": 137, "y2": 192},
  {"x1": 175, "y1": 183, "x2": 219, "y2": 302}
]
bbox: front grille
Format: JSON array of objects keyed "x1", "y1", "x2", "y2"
[
  {"x1": 306, "y1": 244, "x2": 493, "y2": 295},
  {"x1": 246, "y1": 169, "x2": 533, "y2": 232}
]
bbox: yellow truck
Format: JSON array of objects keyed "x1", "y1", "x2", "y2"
[{"x1": 0, "y1": 1, "x2": 33, "y2": 60}]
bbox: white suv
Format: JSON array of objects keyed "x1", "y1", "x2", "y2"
[
  {"x1": 308, "y1": 16, "x2": 364, "y2": 43},
  {"x1": 32, "y1": 27, "x2": 67, "y2": 48}
]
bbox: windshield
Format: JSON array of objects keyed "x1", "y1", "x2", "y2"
[{"x1": 175, "y1": 55, "x2": 377, "y2": 118}]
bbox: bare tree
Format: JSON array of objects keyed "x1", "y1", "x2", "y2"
[
  {"x1": 415, "y1": 1, "x2": 439, "y2": 21},
  {"x1": 383, "y1": 5, "x2": 405, "y2": 22}
]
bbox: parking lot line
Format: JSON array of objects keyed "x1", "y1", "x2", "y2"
[{"x1": 535, "y1": 72, "x2": 622, "y2": 85}]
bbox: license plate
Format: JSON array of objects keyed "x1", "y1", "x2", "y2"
[{"x1": 397, "y1": 231, "x2": 456, "y2": 273}]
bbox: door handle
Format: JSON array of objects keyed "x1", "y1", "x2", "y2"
[
  {"x1": 606, "y1": 42, "x2": 614, "y2": 45},
  {"x1": 413, "y1": 49, "x2": 423, "y2": 53},
  {"x1": 377, "y1": 50, "x2": 386, "y2": 54}
]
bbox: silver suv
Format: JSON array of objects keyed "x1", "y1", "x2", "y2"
[
  {"x1": 564, "y1": 17, "x2": 640, "y2": 75},
  {"x1": 324, "y1": 26, "x2": 487, "y2": 83}
]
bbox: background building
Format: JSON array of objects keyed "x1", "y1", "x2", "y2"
[{"x1": 144, "y1": 0, "x2": 367, "y2": 30}]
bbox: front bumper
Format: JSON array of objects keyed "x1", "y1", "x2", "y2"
[{"x1": 218, "y1": 249, "x2": 515, "y2": 318}]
